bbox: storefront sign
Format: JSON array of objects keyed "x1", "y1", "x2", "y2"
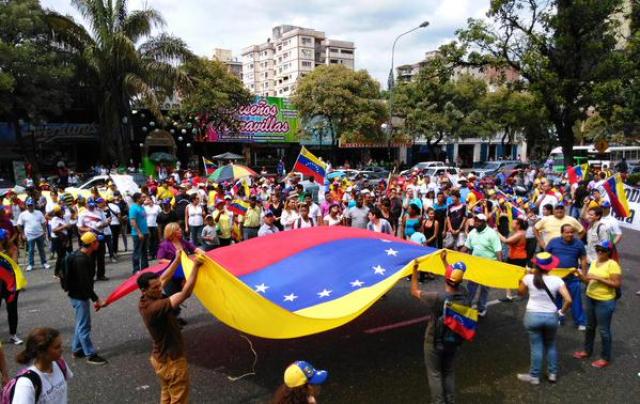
[{"x1": 205, "y1": 97, "x2": 299, "y2": 143}]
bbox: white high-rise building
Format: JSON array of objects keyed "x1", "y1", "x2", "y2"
[{"x1": 242, "y1": 25, "x2": 355, "y2": 97}]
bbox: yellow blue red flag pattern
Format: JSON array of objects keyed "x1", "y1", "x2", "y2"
[{"x1": 293, "y1": 146, "x2": 327, "y2": 183}]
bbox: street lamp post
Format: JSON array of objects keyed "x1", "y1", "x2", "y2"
[{"x1": 386, "y1": 21, "x2": 429, "y2": 166}]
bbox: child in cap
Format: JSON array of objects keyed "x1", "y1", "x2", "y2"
[{"x1": 271, "y1": 361, "x2": 327, "y2": 404}]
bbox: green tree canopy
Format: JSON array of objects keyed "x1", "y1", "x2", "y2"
[
  {"x1": 292, "y1": 65, "x2": 388, "y2": 145},
  {"x1": 450, "y1": 0, "x2": 626, "y2": 166},
  {"x1": 0, "y1": 0, "x2": 74, "y2": 155},
  {"x1": 176, "y1": 58, "x2": 252, "y2": 134},
  {"x1": 46, "y1": 0, "x2": 194, "y2": 162}
]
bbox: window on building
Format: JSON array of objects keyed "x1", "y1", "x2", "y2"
[
  {"x1": 301, "y1": 48, "x2": 313, "y2": 59},
  {"x1": 277, "y1": 45, "x2": 282, "y2": 51},
  {"x1": 302, "y1": 61, "x2": 313, "y2": 67},
  {"x1": 283, "y1": 39, "x2": 290, "y2": 46},
  {"x1": 249, "y1": 63, "x2": 254, "y2": 69},
  {"x1": 264, "y1": 72, "x2": 268, "y2": 78},
  {"x1": 278, "y1": 57, "x2": 282, "y2": 63},
  {"x1": 330, "y1": 59, "x2": 339, "y2": 64},
  {"x1": 283, "y1": 86, "x2": 289, "y2": 92},
  {"x1": 330, "y1": 48, "x2": 339, "y2": 53},
  {"x1": 302, "y1": 37, "x2": 312, "y2": 45},
  {"x1": 283, "y1": 52, "x2": 289, "y2": 59},
  {"x1": 340, "y1": 49, "x2": 353, "y2": 55}
]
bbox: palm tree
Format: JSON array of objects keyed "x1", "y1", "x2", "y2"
[{"x1": 46, "y1": 0, "x2": 193, "y2": 163}]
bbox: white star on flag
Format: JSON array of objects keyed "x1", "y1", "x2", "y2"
[
  {"x1": 350, "y1": 280, "x2": 365, "y2": 288},
  {"x1": 283, "y1": 293, "x2": 298, "y2": 302},
  {"x1": 385, "y1": 248, "x2": 398, "y2": 257},
  {"x1": 380, "y1": 239, "x2": 392, "y2": 243},
  {"x1": 254, "y1": 283, "x2": 269, "y2": 294},
  {"x1": 317, "y1": 289, "x2": 332, "y2": 298},
  {"x1": 373, "y1": 265, "x2": 386, "y2": 275}
]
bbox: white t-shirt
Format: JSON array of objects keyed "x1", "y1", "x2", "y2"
[
  {"x1": 144, "y1": 204, "x2": 161, "y2": 227},
  {"x1": 107, "y1": 203, "x2": 121, "y2": 226},
  {"x1": 281, "y1": 209, "x2": 299, "y2": 230},
  {"x1": 324, "y1": 214, "x2": 342, "y2": 226},
  {"x1": 293, "y1": 217, "x2": 314, "y2": 229},
  {"x1": 49, "y1": 216, "x2": 67, "y2": 238},
  {"x1": 17, "y1": 210, "x2": 46, "y2": 241},
  {"x1": 12, "y1": 361, "x2": 73, "y2": 404},
  {"x1": 523, "y1": 274, "x2": 565, "y2": 313},
  {"x1": 77, "y1": 209, "x2": 106, "y2": 235},
  {"x1": 186, "y1": 204, "x2": 204, "y2": 226},
  {"x1": 536, "y1": 194, "x2": 558, "y2": 216},
  {"x1": 601, "y1": 214, "x2": 622, "y2": 240},
  {"x1": 308, "y1": 203, "x2": 321, "y2": 221}
]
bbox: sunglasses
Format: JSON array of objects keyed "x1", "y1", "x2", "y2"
[{"x1": 595, "y1": 248, "x2": 609, "y2": 253}]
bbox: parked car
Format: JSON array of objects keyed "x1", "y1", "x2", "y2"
[
  {"x1": 422, "y1": 167, "x2": 462, "y2": 183},
  {"x1": 471, "y1": 160, "x2": 523, "y2": 178},
  {"x1": 400, "y1": 161, "x2": 445, "y2": 176},
  {"x1": 65, "y1": 174, "x2": 141, "y2": 199},
  {"x1": 354, "y1": 170, "x2": 390, "y2": 188}
]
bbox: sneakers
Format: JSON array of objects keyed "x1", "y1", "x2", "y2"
[
  {"x1": 548, "y1": 373, "x2": 557, "y2": 383},
  {"x1": 87, "y1": 354, "x2": 108, "y2": 365},
  {"x1": 72, "y1": 351, "x2": 86, "y2": 359},
  {"x1": 517, "y1": 373, "x2": 540, "y2": 385},
  {"x1": 591, "y1": 359, "x2": 609, "y2": 368},
  {"x1": 578, "y1": 325, "x2": 587, "y2": 331},
  {"x1": 573, "y1": 351, "x2": 589, "y2": 359},
  {"x1": 26, "y1": 265, "x2": 33, "y2": 272},
  {"x1": 8, "y1": 335, "x2": 23, "y2": 345},
  {"x1": 43, "y1": 263, "x2": 51, "y2": 270},
  {"x1": 478, "y1": 309, "x2": 487, "y2": 318}
]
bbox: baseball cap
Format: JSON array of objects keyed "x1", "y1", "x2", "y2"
[
  {"x1": 475, "y1": 213, "x2": 487, "y2": 221},
  {"x1": 80, "y1": 232, "x2": 98, "y2": 245},
  {"x1": 532, "y1": 252, "x2": 560, "y2": 271},
  {"x1": 601, "y1": 201, "x2": 611, "y2": 208},
  {"x1": 284, "y1": 361, "x2": 328, "y2": 388},
  {"x1": 264, "y1": 211, "x2": 275, "y2": 217},
  {"x1": 596, "y1": 240, "x2": 613, "y2": 251},
  {"x1": 0, "y1": 228, "x2": 8, "y2": 241},
  {"x1": 25, "y1": 198, "x2": 35, "y2": 206},
  {"x1": 52, "y1": 205, "x2": 62, "y2": 214},
  {"x1": 224, "y1": 195, "x2": 232, "y2": 200},
  {"x1": 445, "y1": 262, "x2": 467, "y2": 284}
]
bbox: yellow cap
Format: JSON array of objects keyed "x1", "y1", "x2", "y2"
[{"x1": 80, "y1": 232, "x2": 97, "y2": 245}]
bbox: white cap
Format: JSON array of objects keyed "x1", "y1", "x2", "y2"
[{"x1": 475, "y1": 213, "x2": 487, "y2": 221}]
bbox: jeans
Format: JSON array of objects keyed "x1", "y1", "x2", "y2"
[
  {"x1": 188, "y1": 225, "x2": 203, "y2": 246},
  {"x1": 465, "y1": 281, "x2": 489, "y2": 312},
  {"x1": 148, "y1": 227, "x2": 159, "y2": 259},
  {"x1": 27, "y1": 235, "x2": 47, "y2": 267},
  {"x1": 524, "y1": 311, "x2": 559, "y2": 378},
  {"x1": 584, "y1": 297, "x2": 616, "y2": 361},
  {"x1": 243, "y1": 227, "x2": 258, "y2": 241},
  {"x1": 555, "y1": 278, "x2": 586, "y2": 326},
  {"x1": 0, "y1": 288, "x2": 19, "y2": 335},
  {"x1": 424, "y1": 342, "x2": 456, "y2": 404},
  {"x1": 93, "y1": 239, "x2": 106, "y2": 279},
  {"x1": 110, "y1": 225, "x2": 121, "y2": 254},
  {"x1": 132, "y1": 234, "x2": 149, "y2": 273},
  {"x1": 70, "y1": 298, "x2": 97, "y2": 356}
]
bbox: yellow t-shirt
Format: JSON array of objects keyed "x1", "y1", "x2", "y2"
[
  {"x1": 586, "y1": 259, "x2": 621, "y2": 301},
  {"x1": 157, "y1": 186, "x2": 173, "y2": 201},
  {"x1": 535, "y1": 215, "x2": 585, "y2": 244}
]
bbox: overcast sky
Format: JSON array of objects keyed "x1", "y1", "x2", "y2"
[{"x1": 41, "y1": 0, "x2": 489, "y2": 88}]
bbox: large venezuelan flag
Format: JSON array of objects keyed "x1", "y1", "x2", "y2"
[
  {"x1": 293, "y1": 146, "x2": 327, "y2": 183},
  {"x1": 179, "y1": 227, "x2": 527, "y2": 339},
  {"x1": 602, "y1": 174, "x2": 630, "y2": 218}
]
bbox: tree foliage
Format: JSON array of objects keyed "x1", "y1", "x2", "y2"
[
  {"x1": 0, "y1": 0, "x2": 74, "y2": 133},
  {"x1": 449, "y1": 0, "x2": 626, "y2": 166},
  {"x1": 292, "y1": 65, "x2": 388, "y2": 145},
  {"x1": 176, "y1": 58, "x2": 252, "y2": 134},
  {"x1": 46, "y1": 0, "x2": 194, "y2": 162}
]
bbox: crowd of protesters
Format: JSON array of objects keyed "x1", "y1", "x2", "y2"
[{"x1": 0, "y1": 156, "x2": 632, "y2": 403}]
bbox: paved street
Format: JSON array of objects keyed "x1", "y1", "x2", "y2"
[{"x1": 2, "y1": 231, "x2": 639, "y2": 404}]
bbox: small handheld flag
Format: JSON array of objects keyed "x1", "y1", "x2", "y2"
[
  {"x1": 203, "y1": 157, "x2": 216, "y2": 176},
  {"x1": 602, "y1": 174, "x2": 630, "y2": 218},
  {"x1": 443, "y1": 302, "x2": 478, "y2": 341},
  {"x1": 293, "y1": 146, "x2": 327, "y2": 184},
  {"x1": 228, "y1": 199, "x2": 249, "y2": 216}
]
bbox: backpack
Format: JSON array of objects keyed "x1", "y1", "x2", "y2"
[
  {"x1": 295, "y1": 217, "x2": 314, "y2": 229},
  {"x1": 2, "y1": 358, "x2": 68, "y2": 404},
  {"x1": 60, "y1": 251, "x2": 79, "y2": 292}
]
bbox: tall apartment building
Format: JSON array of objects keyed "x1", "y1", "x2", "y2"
[
  {"x1": 242, "y1": 25, "x2": 355, "y2": 97},
  {"x1": 212, "y1": 48, "x2": 243, "y2": 79}
]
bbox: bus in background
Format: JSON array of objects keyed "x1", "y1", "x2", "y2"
[
  {"x1": 549, "y1": 146, "x2": 590, "y2": 172},
  {"x1": 548, "y1": 145, "x2": 640, "y2": 171}
]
